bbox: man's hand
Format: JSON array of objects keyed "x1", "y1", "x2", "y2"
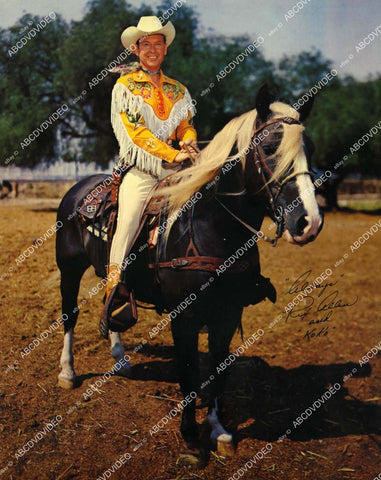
[
  {"x1": 174, "y1": 151, "x2": 190, "y2": 163},
  {"x1": 179, "y1": 138, "x2": 200, "y2": 154}
]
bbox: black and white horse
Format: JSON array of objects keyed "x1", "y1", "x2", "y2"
[{"x1": 56, "y1": 85, "x2": 323, "y2": 454}]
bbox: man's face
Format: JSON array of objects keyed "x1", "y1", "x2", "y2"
[{"x1": 135, "y1": 34, "x2": 167, "y2": 72}]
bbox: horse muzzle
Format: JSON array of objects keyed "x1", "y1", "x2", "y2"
[{"x1": 284, "y1": 213, "x2": 323, "y2": 246}]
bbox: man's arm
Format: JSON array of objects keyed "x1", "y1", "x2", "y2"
[
  {"x1": 111, "y1": 81, "x2": 185, "y2": 164},
  {"x1": 173, "y1": 111, "x2": 199, "y2": 155}
]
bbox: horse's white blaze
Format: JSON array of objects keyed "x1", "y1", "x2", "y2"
[
  {"x1": 58, "y1": 329, "x2": 75, "y2": 384},
  {"x1": 295, "y1": 173, "x2": 321, "y2": 241},
  {"x1": 284, "y1": 150, "x2": 322, "y2": 244}
]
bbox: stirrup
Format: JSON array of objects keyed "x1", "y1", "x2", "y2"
[{"x1": 99, "y1": 283, "x2": 138, "y2": 339}]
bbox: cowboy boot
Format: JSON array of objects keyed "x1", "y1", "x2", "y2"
[
  {"x1": 99, "y1": 264, "x2": 138, "y2": 339},
  {"x1": 99, "y1": 263, "x2": 120, "y2": 339},
  {"x1": 106, "y1": 263, "x2": 121, "y2": 297}
]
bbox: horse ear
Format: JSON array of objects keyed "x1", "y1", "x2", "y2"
[
  {"x1": 255, "y1": 84, "x2": 275, "y2": 121},
  {"x1": 298, "y1": 94, "x2": 314, "y2": 122}
]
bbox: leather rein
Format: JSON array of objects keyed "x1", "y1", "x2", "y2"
[
  {"x1": 148, "y1": 116, "x2": 314, "y2": 275},
  {"x1": 216, "y1": 116, "x2": 314, "y2": 247}
]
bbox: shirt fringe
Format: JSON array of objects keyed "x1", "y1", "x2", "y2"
[{"x1": 111, "y1": 82, "x2": 195, "y2": 177}]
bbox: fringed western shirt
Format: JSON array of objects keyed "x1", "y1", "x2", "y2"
[{"x1": 111, "y1": 69, "x2": 197, "y2": 177}]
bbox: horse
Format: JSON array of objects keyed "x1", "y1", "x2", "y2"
[
  {"x1": 0, "y1": 180, "x2": 12, "y2": 199},
  {"x1": 56, "y1": 84, "x2": 323, "y2": 456}
]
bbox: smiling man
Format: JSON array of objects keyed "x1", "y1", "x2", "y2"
[{"x1": 102, "y1": 16, "x2": 198, "y2": 330}]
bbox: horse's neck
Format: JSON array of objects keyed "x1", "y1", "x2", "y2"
[
  {"x1": 217, "y1": 160, "x2": 246, "y2": 196},
  {"x1": 187, "y1": 165, "x2": 265, "y2": 255}
]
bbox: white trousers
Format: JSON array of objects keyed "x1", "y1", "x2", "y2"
[{"x1": 109, "y1": 165, "x2": 177, "y2": 267}]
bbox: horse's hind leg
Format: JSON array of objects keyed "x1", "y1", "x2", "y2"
[
  {"x1": 207, "y1": 304, "x2": 243, "y2": 456},
  {"x1": 171, "y1": 311, "x2": 201, "y2": 449},
  {"x1": 58, "y1": 258, "x2": 89, "y2": 389}
]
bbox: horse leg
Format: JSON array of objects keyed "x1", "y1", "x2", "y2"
[
  {"x1": 207, "y1": 304, "x2": 243, "y2": 456},
  {"x1": 109, "y1": 331, "x2": 131, "y2": 376},
  {"x1": 58, "y1": 260, "x2": 88, "y2": 389},
  {"x1": 171, "y1": 312, "x2": 201, "y2": 449}
]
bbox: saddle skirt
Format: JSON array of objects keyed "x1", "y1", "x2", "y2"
[{"x1": 77, "y1": 173, "x2": 172, "y2": 245}]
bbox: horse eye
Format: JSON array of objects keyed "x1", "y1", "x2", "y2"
[{"x1": 262, "y1": 143, "x2": 277, "y2": 155}]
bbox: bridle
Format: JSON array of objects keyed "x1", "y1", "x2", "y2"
[
  {"x1": 149, "y1": 116, "x2": 315, "y2": 276},
  {"x1": 216, "y1": 116, "x2": 314, "y2": 246}
]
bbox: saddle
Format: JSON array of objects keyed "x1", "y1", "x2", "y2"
[
  {"x1": 77, "y1": 168, "x2": 168, "y2": 249},
  {"x1": 77, "y1": 168, "x2": 126, "y2": 255},
  {"x1": 77, "y1": 171, "x2": 274, "y2": 280},
  {"x1": 78, "y1": 171, "x2": 276, "y2": 337}
]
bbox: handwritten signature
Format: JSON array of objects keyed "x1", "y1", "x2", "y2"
[
  {"x1": 286, "y1": 290, "x2": 358, "y2": 323},
  {"x1": 287, "y1": 269, "x2": 337, "y2": 297}
]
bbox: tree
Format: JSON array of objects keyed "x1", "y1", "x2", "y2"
[
  {"x1": 1, "y1": 2, "x2": 380, "y2": 181},
  {"x1": 307, "y1": 76, "x2": 381, "y2": 178},
  {"x1": 57, "y1": 0, "x2": 151, "y2": 167},
  {"x1": 275, "y1": 49, "x2": 339, "y2": 101},
  {"x1": 0, "y1": 13, "x2": 68, "y2": 166}
]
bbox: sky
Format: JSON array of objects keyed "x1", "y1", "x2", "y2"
[{"x1": 0, "y1": 0, "x2": 380, "y2": 80}]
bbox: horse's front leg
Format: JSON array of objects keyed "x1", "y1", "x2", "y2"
[
  {"x1": 57, "y1": 256, "x2": 89, "y2": 389},
  {"x1": 59, "y1": 327, "x2": 76, "y2": 389},
  {"x1": 109, "y1": 331, "x2": 131, "y2": 376},
  {"x1": 207, "y1": 303, "x2": 243, "y2": 456},
  {"x1": 58, "y1": 263, "x2": 85, "y2": 389},
  {"x1": 171, "y1": 310, "x2": 201, "y2": 449}
]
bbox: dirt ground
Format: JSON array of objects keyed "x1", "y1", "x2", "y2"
[{"x1": 0, "y1": 199, "x2": 380, "y2": 480}]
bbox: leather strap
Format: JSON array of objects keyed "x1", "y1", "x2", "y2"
[{"x1": 148, "y1": 255, "x2": 253, "y2": 274}]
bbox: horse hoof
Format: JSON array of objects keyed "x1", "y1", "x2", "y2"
[
  {"x1": 176, "y1": 453, "x2": 204, "y2": 469},
  {"x1": 115, "y1": 365, "x2": 132, "y2": 378},
  {"x1": 217, "y1": 433, "x2": 235, "y2": 457},
  {"x1": 113, "y1": 357, "x2": 132, "y2": 377},
  {"x1": 58, "y1": 375, "x2": 76, "y2": 389}
]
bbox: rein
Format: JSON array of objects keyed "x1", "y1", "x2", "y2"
[
  {"x1": 148, "y1": 115, "x2": 313, "y2": 273},
  {"x1": 215, "y1": 197, "x2": 279, "y2": 246},
  {"x1": 216, "y1": 116, "x2": 314, "y2": 247}
]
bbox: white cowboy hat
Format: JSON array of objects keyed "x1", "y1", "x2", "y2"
[{"x1": 121, "y1": 16, "x2": 176, "y2": 53}]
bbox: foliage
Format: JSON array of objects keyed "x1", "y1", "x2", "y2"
[
  {"x1": 308, "y1": 76, "x2": 381, "y2": 177},
  {"x1": 0, "y1": 0, "x2": 380, "y2": 178},
  {"x1": 0, "y1": 13, "x2": 68, "y2": 166}
]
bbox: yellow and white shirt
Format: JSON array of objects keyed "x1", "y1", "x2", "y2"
[{"x1": 111, "y1": 69, "x2": 197, "y2": 177}]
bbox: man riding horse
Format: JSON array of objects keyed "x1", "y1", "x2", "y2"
[{"x1": 103, "y1": 16, "x2": 199, "y2": 326}]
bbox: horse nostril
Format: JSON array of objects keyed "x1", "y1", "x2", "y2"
[{"x1": 296, "y1": 215, "x2": 308, "y2": 236}]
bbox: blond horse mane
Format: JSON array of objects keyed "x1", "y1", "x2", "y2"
[{"x1": 160, "y1": 102, "x2": 305, "y2": 213}]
